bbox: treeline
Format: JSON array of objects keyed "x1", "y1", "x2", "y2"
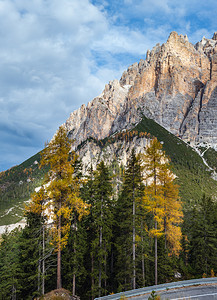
[
  {"x1": 78, "y1": 130, "x2": 150, "y2": 150},
  {"x1": 0, "y1": 127, "x2": 217, "y2": 300}
]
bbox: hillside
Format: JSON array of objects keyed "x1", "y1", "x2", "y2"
[
  {"x1": 0, "y1": 152, "x2": 48, "y2": 226},
  {"x1": 0, "y1": 116, "x2": 216, "y2": 227},
  {"x1": 1, "y1": 31, "x2": 217, "y2": 228}
]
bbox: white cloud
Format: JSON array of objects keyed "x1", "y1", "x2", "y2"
[{"x1": 0, "y1": 0, "x2": 216, "y2": 171}]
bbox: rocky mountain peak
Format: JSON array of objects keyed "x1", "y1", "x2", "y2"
[
  {"x1": 213, "y1": 32, "x2": 217, "y2": 40},
  {"x1": 195, "y1": 33, "x2": 217, "y2": 58},
  {"x1": 64, "y1": 31, "x2": 217, "y2": 151}
]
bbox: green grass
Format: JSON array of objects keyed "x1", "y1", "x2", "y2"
[
  {"x1": 134, "y1": 116, "x2": 217, "y2": 205},
  {"x1": 0, "y1": 116, "x2": 216, "y2": 226},
  {"x1": 0, "y1": 152, "x2": 48, "y2": 226},
  {"x1": 202, "y1": 148, "x2": 217, "y2": 170}
]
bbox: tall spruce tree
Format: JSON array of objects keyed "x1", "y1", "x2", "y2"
[
  {"x1": 91, "y1": 161, "x2": 113, "y2": 298},
  {"x1": 115, "y1": 149, "x2": 144, "y2": 291},
  {"x1": 80, "y1": 165, "x2": 96, "y2": 299},
  {"x1": 62, "y1": 217, "x2": 88, "y2": 297},
  {"x1": 0, "y1": 228, "x2": 21, "y2": 300},
  {"x1": 188, "y1": 194, "x2": 217, "y2": 276},
  {"x1": 18, "y1": 211, "x2": 43, "y2": 299}
]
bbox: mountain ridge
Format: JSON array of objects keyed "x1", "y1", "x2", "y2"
[
  {"x1": 1, "y1": 31, "x2": 217, "y2": 229},
  {"x1": 64, "y1": 31, "x2": 217, "y2": 150}
]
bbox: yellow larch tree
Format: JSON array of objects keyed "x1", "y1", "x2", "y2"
[
  {"x1": 159, "y1": 164, "x2": 183, "y2": 256},
  {"x1": 30, "y1": 126, "x2": 89, "y2": 291},
  {"x1": 142, "y1": 137, "x2": 183, "y2": 285}
]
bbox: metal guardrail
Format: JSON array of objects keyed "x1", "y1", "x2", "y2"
[{"x1": 94, "y1": 277, "x2": 217, "y2": 299}]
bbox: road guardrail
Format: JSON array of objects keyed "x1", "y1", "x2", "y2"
[{"x1": 94, "y1": 277, "x2": 217, "y2": 299}]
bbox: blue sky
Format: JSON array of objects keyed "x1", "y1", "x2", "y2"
[{"x1": 0, "y1": 0, "x2": 216, "y2": 171}]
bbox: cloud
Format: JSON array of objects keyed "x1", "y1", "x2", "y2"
[{"x1": 0, "y1": 0, "x2": 216, "y2": 171}]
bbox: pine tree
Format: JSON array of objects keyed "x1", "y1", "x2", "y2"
[
  {"x1": 90, "y1": 161, "x2": 114, "y2": 298},
  {"x1": 188, "y1": 194, "x2": 217, "y2": 276},
  {"x1": 62, "y1": 217, "x2": 87, "y2": 297},
  {"x1": 115, "y1": 149, "x2": 144, "y2": 291},
  {"x1": 26, "y1": 186, "x2": 54, "y2": 296},
  {"x1": 0, "y1": 228, "x2": 21, "y2": 300},
  {"x1": 80, "y1": 165, "x2": 96, "y2": 299},
  {"x1": 18, "y1": 211, "x2": 45, "y2": 299}
]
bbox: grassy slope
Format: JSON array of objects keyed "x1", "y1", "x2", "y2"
[
  {"x1": 134, "y1": 117, "x2": 217, "y2": 205},
  {"x1": 0, "y1": 116, "x2": 216, "y2": 225},
  {"x1": 202, "y1": 148, "x2": 217, "y2": 170},
  {"x1": 0, "y1": 152, "x2": 48, "y2": 225}
]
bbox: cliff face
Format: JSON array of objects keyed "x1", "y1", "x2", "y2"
[
  {"x1": 64, "y1": 31, "x2": 217, "y2": 150},
  {"x1": 77, "y1": 136, "x2": 148, "y2": 174}
]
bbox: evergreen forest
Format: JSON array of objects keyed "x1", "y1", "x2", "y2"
[{"x1": 0, "y1": 123, "x2": 217, "y2": 300}]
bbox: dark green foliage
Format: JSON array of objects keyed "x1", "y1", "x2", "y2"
[
  {"x1": 187, "y1": 195, "x2": 217, "y2": 276},
  {"x1": 135, "y1": 116, "x2": 217, "y2": 204},
  {"x1": 0, "y1": 152, "x2": 48, "y2": 225},
  {"x1": 202, "y1": 147, "x2": 217, "y2": 170},
  {"x1": 148, "y1": 290, "x2": 160, "y2": 300},
  {"x1": 0, "y1": 228, "x2": 21, "y2": 299},
  {"x1": 18, "y1": 212, "x2": 42, "y2": 299},
  {"x1": 0, "y1": 116, "x2": 217, "y2": 299},
  {"x1": 91, "y1": 161, "x2": 114, "y2": 298},
  {"x1": 62, "y1": 218, "x2": 88, "y2": 296},
  {"x1": 115, "y1": 150, "x2": 145, "y2": 291}
]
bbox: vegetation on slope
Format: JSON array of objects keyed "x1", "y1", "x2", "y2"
[
  {"x1": 0, "y1": 152, "x2": 48, "y2": 225},
  {"x1": 0, "y1": 116, "x2": 216, "y2": 226},
  {"x1": 134, "y1": 116, "x2": 217, "y2": 205}
]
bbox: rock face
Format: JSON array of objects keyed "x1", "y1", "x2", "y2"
[
  {"x1": 77, "y1": 136, "x2": 148, "y2": 174},
  {"x1": 64, "y1": 32, "x2": 217, "y2": 150}
]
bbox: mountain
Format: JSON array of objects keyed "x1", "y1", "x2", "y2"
[
  {"x1": 0, "y1": 31, "x2": 217, "y2": 229},
  {"x1": 65, "y1": 31, "x2": 217, "y2": 150}
]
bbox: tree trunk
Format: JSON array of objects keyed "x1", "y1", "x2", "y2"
[
  {"x1": 99, "y1": 197, "x2": 103, "y2": 297},
  {"x1": 133, "y1": 170, "x2": 136, "y2": 290},
  {"x1": 99, "y1": 224, "x2": 102, "y2": 297},
  {"x1": 57, "y1": 202, "x2": 62, "y2": 289},
  {"x1": 38, "y1": 234, "x2": 41, "y2": 293},
  {"x1": 104, "y1": 247, "x2": 107, "y2": 294},
  {"x1": 133, "y1": 196, "x2": 136, "y2": 289},
  {"x1": 164, "y1": 217, "x2": 167, "y2": 250},
  {"x1": 154, "y1": 161, "x2": 158, "y2": 286},
  {"x1": 12, "y1": 283, "x2": 16, "y2": 300},
  {"x1": 155, "y1": 221, "x2": 158, "y2": 285},
  {"x1": 141, "y1": 228, "x2": 145, "y2": 286},
  {"x1": 42, "y1": 222, "x2": 45, "y2": 295},
  {"x1": 91, "y1": 253, "x2": 94, "y2": 300},
  {"x1": 73, "y1": 225, "x2": 76, "y2": 296},
  {"x1": 73, "y1": 274, "x2": 76, "y2": 295}
]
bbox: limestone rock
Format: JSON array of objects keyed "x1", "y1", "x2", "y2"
[
  {"x1": 63, "y1": 31, "x2": 217, "y2": 151},
  {"x1": 77, "y1": 136, "x2": 148, "y2": 174}
]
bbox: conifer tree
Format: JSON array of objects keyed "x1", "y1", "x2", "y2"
[
  {"x1": 188, "y1": 194, "x2": 217, "y2": 276},
  {"x1": 62, "y1": 217, "x2": 88, "y2": 297},
  {"x1": 80, "y1": 165, "x2": 96, "y2": 299},
  {"x1": 90, "y1": 161, "x2": 113, "y2": 298},
  {"x1": 115, "y1": 149, "x2": 144, "y2": 291},
  {"x1": 142, "y1": 137, "x2": 182, "y2": 285},
  {"x1": 38, "y1": 126, "x2": 89, "y2": 290},
  {"x1": 18, "y1": 211, "x2": 45, "y2": 299},
  {"x1": 0, "y1": 228, "x2": 21, "y2": 300},
  {"x1": 159, "y1": 164, "x2": 183, "y2": 255},
  {"x1": 142, "y1": 138, "x2": 166, "y2": 285}
]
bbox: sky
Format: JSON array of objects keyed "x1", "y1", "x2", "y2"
[{"x1": 0, "y1": 0, "x2": 217, "y2": 172}]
